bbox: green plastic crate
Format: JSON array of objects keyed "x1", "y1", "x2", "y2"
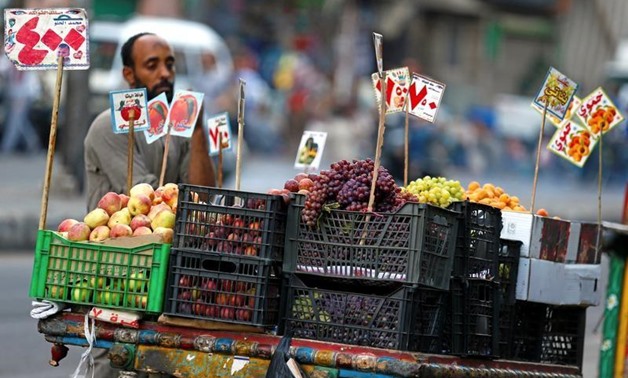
[{"x1": 29, "y1": 230, "x2": 171, "y2": 314}]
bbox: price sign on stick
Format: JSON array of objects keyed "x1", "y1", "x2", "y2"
[
  {"x1": 109, "y1": 89, "x2": 149, "y2": 133},
  {"x1": 576, "y1": 87, "x2": 624, "y2": 139},
  {"x1": 294, "y1": 131, "x2": 327, "y2": 170},
  {"x1": 4, "y1": 8, "x2": 89, "y2": 70},
  {"x1": 108, "y1": 89, "x2": 148, "y2": 193},
  {"x1": 207, "y1": 112, "x2": 232, "y2": 156},
  {"x1": 144, "y1": 93, "x2": 169, "y2": 144},
  {"x1": 5, "y1": 8, "x2": 89, "y2": 230},
  {"x1": 405, "y1": 73, "x2": 446, "y2": 123},
  {"x1": 530, "y1": 67, "x2": 578, "y2": 213},
  {"x1": 371, "y1": 67, "x2": 410, "y2": 114},
  {"x1": 373, "y1": 32, "x2": 383, "y2": 77},
  {"x1": 235, "y1": 79, "x2": 246, "y2": 191},
  {"x1": 547, "y1": 120, "x2": 598, "y2": 167},
  {"x1": 576, "y1": 87, "x2": 625, "y2": 263},
  {"x1": 166, "y1": 90, "x2": 204, "y2": 138},
  {"x1": 532, "y1": 67, "x2": 578, "y2": 121}
]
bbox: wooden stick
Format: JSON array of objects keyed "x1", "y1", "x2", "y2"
[
  {"x1": 530, "y1": 98, "x2": 549, "y2": 213},
  {"x1": 404, "y1": 93, "x2": 410, "y2": 187},
  {"x1": 159, "y1": 125, "x2": 172, "y2": 187},
  {"x1": 595, "y1": 132, "x2": 603, "y2": 264},
  {"x1": 39, "y1": 56, "x2": 64, "y2": 230},
  {"x1": 368, "y1": 73, "x2": 387, "y2": 212},
  {"x1": 217, "y1": 133, "x2": 223, "y2": 189},
  {"x1": 235, "y1": 79, "x2": 246, "y2": 191},
  {"x1": 127, "y1": 110, "x2": 136, "y2": 195}
]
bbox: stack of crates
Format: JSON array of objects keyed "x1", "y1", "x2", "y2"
[
  {"x1": 446, "y1": 200, "x2": 503, "y2": 358},
  {"x1": 282, "y1": 194, "x2": 458, "y2": 352},
  {"x1": 163, "y1": 185, "x2": 287, "y2": 327}
]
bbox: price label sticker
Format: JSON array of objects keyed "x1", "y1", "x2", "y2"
[{"x1": 294, "y1": 130, "x2": 327, "y2": 170}]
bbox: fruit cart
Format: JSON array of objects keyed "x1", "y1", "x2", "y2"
[{"x1": 31, "y1": 182, "x2": 604, "y2": 378}]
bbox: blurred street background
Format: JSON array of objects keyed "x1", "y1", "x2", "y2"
[{"x1": 0, "y1": 0, "x2": 627, "y2": 377}]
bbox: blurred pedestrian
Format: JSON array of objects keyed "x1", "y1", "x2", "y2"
[{"x1": 0, "y1": 55, "x2": 42, "y2": 154}]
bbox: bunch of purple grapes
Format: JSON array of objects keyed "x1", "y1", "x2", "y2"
[{"x1": 302, "y1": 159, "x2": 409, "y2": 226}]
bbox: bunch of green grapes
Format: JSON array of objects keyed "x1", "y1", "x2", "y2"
[{"x1": 402, "y1": 176, "x2": 465, "y2": 208}]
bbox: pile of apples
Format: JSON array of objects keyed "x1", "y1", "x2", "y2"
[
  {"x1": 57, "y1": 182, "x2": 179, "y2": 243},
  {"x1": 265, "y1": 172, "x2": 314, "y2": 201},
  {"x1": 176, "y1": 274, "x2": 256, "y2": 322}
]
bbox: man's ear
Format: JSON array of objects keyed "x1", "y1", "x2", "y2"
[{"x1": 122, "y1": 66, "x2": 135, "y2": 87}]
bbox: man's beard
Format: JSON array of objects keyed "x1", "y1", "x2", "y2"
[{"x1": 135, "y1": 76, "x2": 174, "y2": 102}]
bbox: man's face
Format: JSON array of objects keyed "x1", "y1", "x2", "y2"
[{"x1": 124, "y1": 35, "x2": 175, "y2": 101}]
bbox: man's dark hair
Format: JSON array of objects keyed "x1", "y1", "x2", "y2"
[{"x1": 121, "y1": 32, "x2": 156, "y2": 67}]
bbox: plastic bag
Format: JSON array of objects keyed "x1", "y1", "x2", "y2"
[{"x1": 266, "y1": 334, "x2": 306, "y2": 378}]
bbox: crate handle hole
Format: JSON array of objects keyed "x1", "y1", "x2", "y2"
[{"x1": 201, "y1": 259, "x2": 237, "y2": 274}]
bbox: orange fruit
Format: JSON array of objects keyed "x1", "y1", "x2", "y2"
[
  {"x1": 536, "y1": 208, "x2": 549, "y2": 217},
  {"x1": 468, "y1": 181, "x2": 480, "y2": 191}
]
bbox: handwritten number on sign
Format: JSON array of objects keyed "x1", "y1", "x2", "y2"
[{"x1": 15, "y1": 17, "x2": 48, "y2": 65}]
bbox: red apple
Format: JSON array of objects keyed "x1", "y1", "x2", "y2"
[
  {"x1": 97, "y1": 192, "x2": 122, "y2": 216},
  {"x1": 284, "y1": 179, "x2": 300, "y2": 193},
  {"x1": 68, "y1": 222, "x2": 91, "y2": 241},
  {"x1": 89, "y1": 225, "x2": 111, "y2": 242},
  {"x1": 132, "y1": 226, "x2": 153, "y2": 236},
  {"x1": 127, "y1": 194, "x2": 152, "y2": 216},
  {"x1": 129, "y1": 183, "x2": 155, "y2": 201},
  {"x1": 220, "y1": 307, "x2": 234, "y2": 320},
  {"x1": 294, "y1": 173, "x2": 308, "y2": 182},
  {"x1": 57, "y1": 218, "x2": 79, "y2": 233},
  {"x1": 110, "y1": 224, "x2": 133, "y2": 238},
  {"x1": 179, "y1": 275, "x2": 190, "y2": 288},
  {"x1": 130, "y1": 214, "x2": 152, "y2": 231},
  {"x1": 244, "y1": 245, "x2": 258, "y2": 256},
  {"x1": 298, "y1": 178, "x2": 314, "y2": 191},
  {"x1": 248, "y1": 221, "x2": 261, "y2": 237},
  {"x1": 119, "y1": 194, "x2": 130, "y2": 208}
]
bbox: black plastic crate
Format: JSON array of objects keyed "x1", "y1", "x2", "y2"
[
  {"x1": 173, "y1": 185, "x2": 287, "y2": 262},
  {"x1": 497, "y1": 239, "x2": 522, "y2": 357},
  {"x1": 450, "y1": 277, "x2": 500, "y2": 358},
  {"x1": 282, "y1": 274, "x2": 446, "y2": 352},
  {"x1": 164, "y1": 249, "x2": 281, "y2": 327},
  {"x1": 284, "y1": 195, "x2": 458, "y2": 290},
  {"x1": 448, "y1": 201, "x2": 502, "y2": 279},
  {"x1": 509, "y1": 302, "x2": 586, "y2": 368}
]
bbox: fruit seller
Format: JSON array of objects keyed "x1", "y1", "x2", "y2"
[
  {"x1": 84, "y1": 33, "x2": 216, "y2": 378},
  {"x1": 84, "y1": 32, "x2": 216, "y2": 211}
]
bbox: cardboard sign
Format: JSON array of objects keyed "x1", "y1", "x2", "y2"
[
  {"x1": 532, "y1": 96, "x2": 582, "y2": 128},
  {"x1": 371, "y1": 67, "x2": 410, "y2": 114},
  {"x1": 167, "y1": 90, "x2": 204, "y2": 138},
  {"x1": 109, "y1": 89, "x2": 149, "y2": 134},
  {"x1": 547, "y1": 120, "x2": 598, "y2": 167},
  {"x1": 207, "y1": 112, "x2": 232, "y2": 156},
  {"x1": 4, "y1": 8, "x2": 89, "y2": 70},
  {"x1": 144, "y1": 93, "x2": 169, "y2": 144},
  {"x1": 532, "y1": 67, "x2": 578, "y2": 121},
  {"x1": 405, "y1": 73, "x2": 446, "y2": 123},
  {"x1": 89, "y1": 307, "x2": 140, "y2": 328},
  {"x1": 576, "y1": 87, "x2": 624, "y2": 138},
  {"x1": 294, "y1": 131, "x2": 327, "y2": 170}
]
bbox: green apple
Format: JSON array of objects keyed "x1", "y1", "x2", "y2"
[
  {"x1": 127, "y1": 271, "x2": 146, "y2": 292},
  {"x1": 89, "y1": 276, "x2": 106, "y2": 289},
  {"x1": 102, "y1": 291, "x2": 122, "y2": 306},
  {"x1": 47, "y1": 285, "x2": 66, "y2": 300},
  {"x1": 71, "y1": 282, "x2": 93, "y2": 302}
]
